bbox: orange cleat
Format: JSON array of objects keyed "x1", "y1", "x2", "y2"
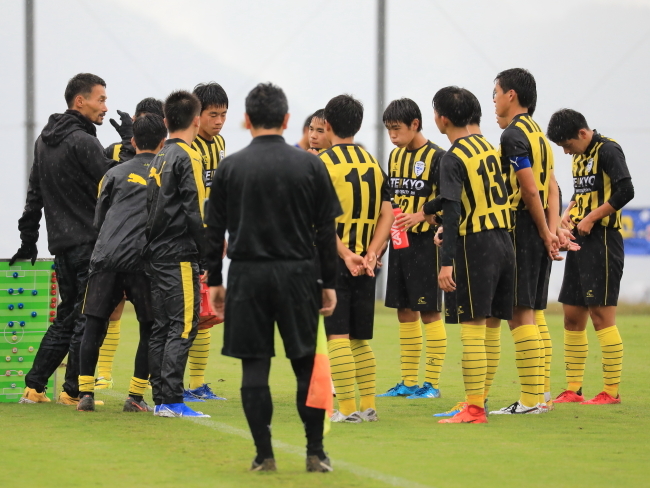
[
  {"x1": 438, "y1": 404, "x2": 487, "y2": 424},
  {"x1": 554, "y1": 390, "x2": 584, "y2": 403},
  {"x1": 581, "y1": 391, "x2": 620, "y2": 405}
]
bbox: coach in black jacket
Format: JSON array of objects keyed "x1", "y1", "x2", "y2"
[{"x1": 13, "y1": 73, "x2": 130, "y2": 404}]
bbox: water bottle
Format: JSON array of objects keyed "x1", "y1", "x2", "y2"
[{"x1": 391, "y1": 203, "x2": 410, "y2": 249}]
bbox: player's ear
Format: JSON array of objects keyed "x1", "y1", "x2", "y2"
[
  {"x1": 325, "y1": 120, "x2": 333, "y2": 133},
  {"x1": 193, "y1": 115, "x2": 200, "y2": 128},
  {"x1": 243, "y1": 113, "x2": 252, "y2": 130},
  {"x1": 130, "y1": 137, "x2": 136, "y2": 150}
]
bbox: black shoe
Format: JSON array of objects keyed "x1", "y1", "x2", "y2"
[
  {"x1": 123, "y1": 396, "x2": 154, "y2": 412},
  {"x1": 250, "y1": 458, "x2": 277, "y2": 472},
  {"x1": 76, "y1": 394, "x2": 95, "y2": 412},
  {"x1": 306, "y1": 455, "x2": 333, "y2": 472}
]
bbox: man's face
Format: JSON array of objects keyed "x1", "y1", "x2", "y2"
[
  {"x1": 385, "y1": 120, "x2": 418, "y2": 148},
  {"x1": 556, "y1": 134, "x2": 590, "y2": 155},
  {"x1": 78, "y1": 84, "x2": 108, "y2": 125},
  {"x1": 308, "y1": 117, "x2": 329, "y2": 149},
  {"x1": 199, "y1": 104, "x2": 227, "y2": 137},
  {"x1": 493, "y1": 82, "x2": 510, "y2": 125}
]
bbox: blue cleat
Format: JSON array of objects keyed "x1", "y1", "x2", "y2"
[
  {"x1": 183, "y1": 389, "x2": 205, "y2": 402},
  {"x1": 376, "y1": 381, "x2": 420, "y2": 397},
  {"x1": 406, "y1": 382, "x2": 441, "y2": 399},
  {"x1": 433, "y1": 401, "x2": 467, "y2": 417},
  {"x1": 155, "y1": 402, "x2": 210, "y2": 418},
  {"x1": 187, "y1": 383, "x2": 226, "y2": 400}
]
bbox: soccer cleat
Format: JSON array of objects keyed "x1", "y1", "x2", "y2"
[
  {"x1": 406, "y1": 382, "x2": 441, "y2": 399},
  {"x1": 183, "y1": 389, "x2": 205, "y2": 402},
  {"x1": 581, "y1": 391, "x2": 621, "y2": 405},
  {"x1": 438, "y1": 404, "x2": 487, "y2": 424},
  {"x1": 76, "y1": 394, "x2": 95, "y2": 412},
  {"x1": 537, "y1": 402, "x2": 550, "y2": 413},
  {"x1": 57, "y1": 391, "x2": 79, "y2": 405},
  {"x1": 554, "y1": 389, "x2": 585, "y2": 403},
  {"x1": 306, "y1": 455, "x2": 333, "y2": 472},
  {"x1": 188, "y1": 383, "x2": 226, "y2": 400},
  {"x1": 376, "y1": 381, "x2": 420, "y2": 397},
  {"x1": 123, "y1": 396, "x2": 154, "y2": 412},
  {"x1": 490, "y1": 401, "x2": 540, "y2": 415},
  {"x1": 358, "y1": 408, "x2": 378, "y2": 422},
  {"x1": 250, "y1": 458, "x2": 277, "y2": 472},
  {"x1": 94, "y1": 376, "x2": 114, "y2": 390},
  {"x1": 155, "y1": 403, "x2": 211, "y2": 418},
  {"x1": 330, "y1": 410, "x2": 363, "y2": 423},
  {"x1": 433, "y1": 401, "x2": 467, "y2": 417},
  {"x1": 19, "y1": 387, "x2": 51, "y2": 404}
]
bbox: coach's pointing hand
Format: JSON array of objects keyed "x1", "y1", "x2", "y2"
[
  {"x1": 319, "y1": 289, "x2": 337, "y2": 317},
  {"x1": 438, "y1": 265, "x2": 456, "y2": 293},
  {"x1": 209, "y1": 285, "x2": 226, "y2": 320}
]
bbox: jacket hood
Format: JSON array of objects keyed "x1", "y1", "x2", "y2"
[{"x1": 41, "y1": 109, "x2": 97, "y2": 146}]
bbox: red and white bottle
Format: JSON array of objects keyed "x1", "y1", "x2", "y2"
[{"x1": 391, "y1": 203, "x2": 410, "y2": 249}]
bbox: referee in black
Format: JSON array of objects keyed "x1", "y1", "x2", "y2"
[{"x1": 205, "y1": 83, "x2": 341, "y2": 473}]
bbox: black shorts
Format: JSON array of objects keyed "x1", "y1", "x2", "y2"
[
  {"x1": 82, "y1": 271, "x2": 154, "y2": 323},
  {"x1": 511, "y1": 210, "x2": 552, "y2": 310},
  {"x1": 446, "y1": 229, "x2": 515, "y2": 323},
  {"x1": 223, "y1": 260, "x2": 320, "y2": 359},
  {"x1": 324, "y1": 257, "x2": 376, "y2": 340},
  {"x1": 385, "y1": 231, "x2": 442, "y2": 312},
  {"x1": 559, "y1": 225, "x2": 624, "y2": 307}
]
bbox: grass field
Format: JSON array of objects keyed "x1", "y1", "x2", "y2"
[{"x1": 4, "y1": 303, "x2": 648, "y2": 488}]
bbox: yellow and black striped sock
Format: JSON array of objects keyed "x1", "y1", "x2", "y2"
[
  {"x1": 97, "y1": 319, "x2": 120, "y2": 381},
  {"x1": 460, "y1": 324, "x2": 487, "y2": 407},
  {"x1": 535, "y1": 310, "x2": 552, "y2": 396},
  {"x1": 188, "y1": 328, "x2": 211, "y2": 389},
  {"x1": 399, "y1": 320, "x2": 422, "y2": 387},
  {"x1": 129, "y1": 376, "x2": 148, "y2": 399},
  {"x1": 511, "y1": 324, "x2": 542, "y2": 407},
  {"x1": 424, "y1": 320, "x2": 446, "y2": 388},
  {"x1": 328, "y1": 338, "x2": 357, "y2": 415},
  {"x1": 79, "y1": 375, "x2": 95, "y2": 394},
  {"x1": 483, "y1": 325, "x2": 501, "y2": 400},
  {"x1": 564, "y1": 329, "x2": 588, "y2": 392},
  {"x1": 596, "y1": 326, "x2": 623, "y2": 398},
  {"x1": 351, "y1": 339, "x2": 377, "y2": 412},
  {"x1": 534, "y1": 323, "x2": 545, "y2": 404}
]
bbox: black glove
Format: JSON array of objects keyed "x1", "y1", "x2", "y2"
[
  {"x1": 10, "y1": 243, "x2": 38, "y2": 266},
  {"x1": 109, "y1": 110, "x2": 133, "y2": 141}
]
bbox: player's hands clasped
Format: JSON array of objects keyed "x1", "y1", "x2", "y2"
[
  {"x1": 438, "y1": 265, "x2": 456, "y2": 292},
  {"x1": 343, "y1": 251, "x2": 366, "y2": 277},
  {"x1": 576, "y1": 216, "x2": 595, "y2": 236}
]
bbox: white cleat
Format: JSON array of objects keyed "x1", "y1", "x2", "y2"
[
  {"x1": 490, "y1": 401, "x2": 540, "y2": 415},
  {"x1": 330, "y1": 410, "x2": 363, "y2": 423},
  {"x1": 358, "y1": 408, "x2": 379, "y2": 422}
]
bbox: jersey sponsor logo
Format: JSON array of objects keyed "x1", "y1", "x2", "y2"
[
  {"x1": 414, "y1": 161, "x2": 425, "y2": 177},
  {"x1": 204, "y1": 169, "x2": 215, "y2": 187},
  {"x1": 389, "y1": 177, "x2": 426, "y2": 196},
  {"x1": 417, "y1": 297, "x2": 427, "y2": 305},
  {"x1": 586, "y1": 158, "x2": 594, "y2": 173},
  {"x1": 149, "y1": 163, "x2": 165, "y2": 187},
  {"x1": 574, "y1": 175, "x2": 596, "y2": 192},
  {"x1": 127, "y1": 173, "x2": 147, "y2": 186},
  {"x1": 391, "y1": 225, "x2": 405, "y2": 246}
]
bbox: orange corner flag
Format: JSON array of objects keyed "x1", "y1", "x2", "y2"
[{"x1": 306, "y1": 317, "x2": 333, "y2": 434}]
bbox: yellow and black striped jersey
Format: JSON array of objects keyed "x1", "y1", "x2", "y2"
[
  {"x1": 569, "y1": 132, "x2": 632, "y2": 229},
  {"x1": 192, "y1": 133, "x2": 226, "y2": 197},
  {"x1": 388, "y1": 140, "x2": 445, "y2": 233},
  {"x1": 319, "y1": 144, "x2": 391, "y2": 254},
  {"x1": 500, "y1": 114, "x2": 554, "y2": 211},
  {"x1": 439, "y1": 134, "x2": 511, "y2": 236}
]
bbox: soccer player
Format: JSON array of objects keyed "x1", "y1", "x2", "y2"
[
  {"x1": 76, "y1": 113, "x2": 167, "y2": 412},
  {"x1": 295, "y1": 114, "x2": 312, "y2": 150},
  {"x1": 308, "y1": 109, "x2": 331, "y2": 153},
  {"x1": 547, "y1": 109, "x2": 633, "y2": 405},
  {"x1": 490, "y1": 69, "x2": 559, "y2": 415},
  {"x1": 144, "y1": 90, "x2": 208, "y2": 418},
  {"x1": 423, "y1": 86, "x2": 514, "y2": 424},
  {"x1": 377, "y1": 98, "x2": 447, "y2": 400},
  {"x1": 319, "y1": 94, "x2": 394, "y2": 423},
  {"x1": 183, "y1": 82, "x2": 229, "y2": 402},
  {"x1": 205, "y1": 83, "x2": 341, "y2": 472}
]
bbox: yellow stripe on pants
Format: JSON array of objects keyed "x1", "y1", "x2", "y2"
[{"x1": 180, "y1": 262, "x2": 194, "y2": 339}]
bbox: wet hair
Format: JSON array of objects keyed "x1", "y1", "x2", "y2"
[
  {"x1": 546, "y1": 109, "x2": 590, "y2": 143},
  {"x1": 64, "y1": 73, "x2": 106, "y2": 108},
  {"x1": 303, "y1": 114, "x2": 313, "y2": 130},
  {"x1": 324, "y1": 95, "x2": 363, "y2": 138},
  {"x1": 245, "y1": 83, "x2": 288, "y2": 129},
  {"x1": 163, "y1": 90, "x2": 201, "y2": 132},
  {"x1": 383, "y1": 98, "x2": 423, "y2": 131},
  {"x1": 134, "y1": 97, "x2": 163, "y2": 118},
  {"x1": 495, "y1": 68, "x2": 536, "y2": 110},
  {"x1": 432, "y1": 86, "x2": 474, "y2": 127},
  {"x1": 193, "y1": 82, "x2": 229, "y2": 112},
  {"x1": 311, "y1": 109, "x2": 325, "y2": 123},
  {"x1": 133, "y1": 113, "x2": 167, "y2": 150},
  {"x1": 464, "y1": 89, "x2": 482, "y2": 126}
]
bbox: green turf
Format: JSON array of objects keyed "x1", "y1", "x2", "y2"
[{"x1": 4, "y1": 304, "x2": 647, "y2": 487}]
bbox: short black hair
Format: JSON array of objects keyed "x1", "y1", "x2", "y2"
[
  {"x1": 245, "y1": 83, "x2": 288, "y2": 129},
  {"x1": 303, "y1": 114, "x2": 313, "y2": 130},
  {"x1": 383, "y1": 98, "x2": 423, "y2": 131},
  {"x1": 547, "y1": 109, "x2": 590, "y2": 144},
  {"x1": 135, "y1": 97, "x2": 163, "y2": 118},
  {"x1": 133, "y1": 113, "x2": 167, "y2": 150},
  {"x1": 163, "y1": 90, "x2": 201, "y2": 133},
  {"x1": 193, "y1": 82, "x2": 229, "y2": 112},
  {"x1": 311, "y1": 109, "x2": 325, "y2": 122},
  {"x1": 464, "y1": 89, "x2": 482, "y2": 126},
  {"x1": 324, "y1": 95, "x2": 363, "y2": 138},
  {"x1": 495, "y1": 68, "x2": 536, "y2": 110},
  {"x1": 64, "y1": 73, "x2": 106, "y2": 108},
  {"x1": 432, "y1": 86, "x2": 474, "y2": 127}
]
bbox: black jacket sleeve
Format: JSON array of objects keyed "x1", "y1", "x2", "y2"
[
  {"x1": 205, "y1": 164, "x2": 227, "y2": 287},
  {"x1": 600, "y1": 142, "x2": 634, "y2": 210},
  {"x1": 176, "y1": 154, "x2": 207, "y2": 261},
  {"x1": 74, "y1": 134, "x2": 119, "y2": 184},
  {"x1": 440, "y1": 200, "x2": 461, "y2": 266},
  {"x1": 17, "y1": 146, "x2": 43, "y2": 246},
  {"x1": 314, "y1": 221, "x2": 337, "y2": 289},
  {"x1": 94, "y1": 173, "x2": 114, "y2": 231}
]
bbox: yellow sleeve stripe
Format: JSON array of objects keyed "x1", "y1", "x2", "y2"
[
  {"x1": 177, "y1": 142, "x2": 207, "y2": 221},
  {"x1": 180, "y1": 262, "x2": 194, "y2": 339},
  {"x1": 97, "y1": 176, "x2": 105, "y2": 198},
  {"x1": 111, "y1": 143, "x2": 122, "y2": 162}
]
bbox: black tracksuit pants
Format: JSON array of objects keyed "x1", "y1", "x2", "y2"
[
  {"x1": 146, "y1": 261, "x2": 200, "y2": 405},
  {"x1": 25, "y1": 243, "x2": 94, "y2": 396}
]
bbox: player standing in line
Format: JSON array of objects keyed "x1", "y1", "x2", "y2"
[
  {"x1": 144, "y1": 91, "x2": 209, "y2": 418},
  {"x1": 295, "y1": 114, "x2": 312, "y2": 150},
  {"x1": 547, "y1": 109, "x2": 633, "y2": 405},
  {"x1": 490, "y1": 69, "x2": 560, "y2": 415},
  {"x1": 319, "y1": 95, "x2": 394, "y2": 423},
  {"x1": 308, "y1": 109, "x2": 331, "y2": 153},
  {"x1": 376, "y1": 98, "x2": 447, "y2": 400},
  {"x1": 182, "y1": 82, "x2": 229, "y2": 403}
]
